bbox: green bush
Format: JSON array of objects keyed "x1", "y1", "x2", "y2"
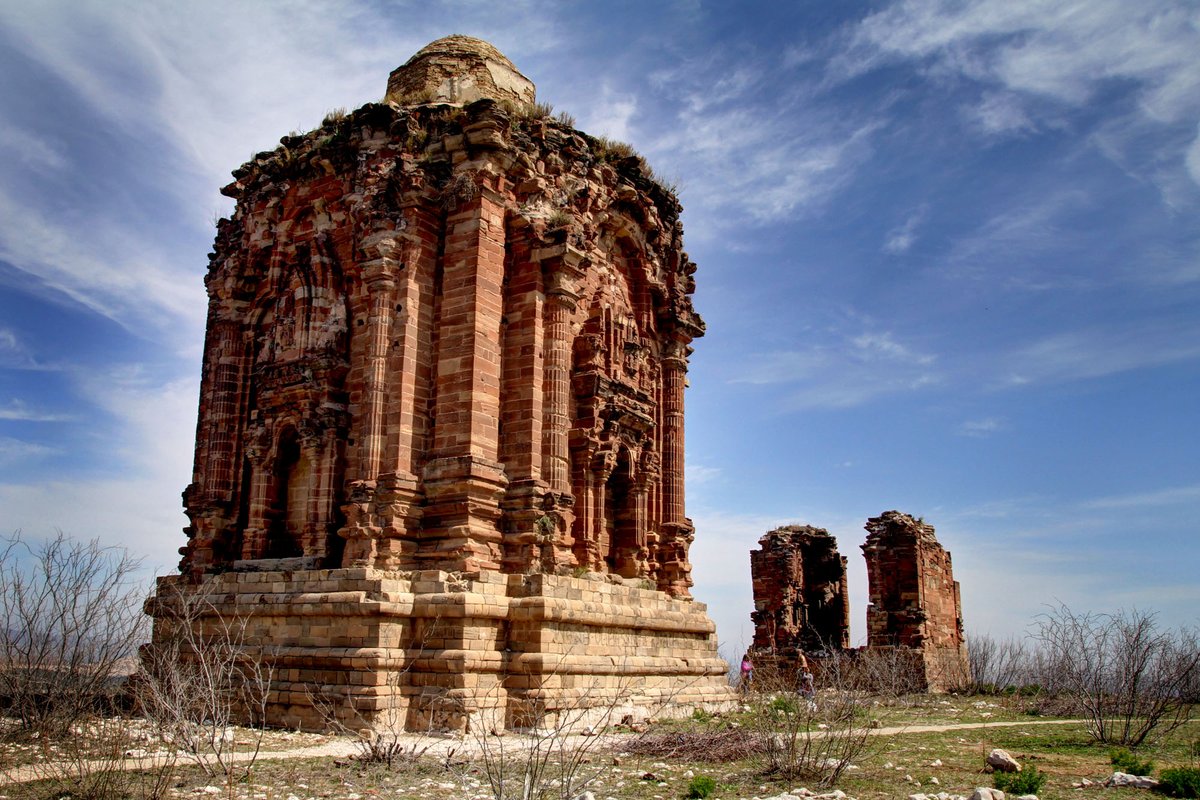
[
  {"x1": 994, "y1": 765, "x2": 1047, "y2": 796},
  {"x1": 769, "y1": 695, "x2": 798, "y2": 715},
  {"x1": 1111, "y1": 748, "x2": 1155, "y2": 776},
  {"x1": 685, "y1": 775, "x2": 718, "y2": 799},
  {"x1": 1158, "y1": 767, "x2": 1200, "y2": 798}
]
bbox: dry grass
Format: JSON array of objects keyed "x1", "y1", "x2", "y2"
[{"x1": 4, "y1": 698, "x2": 1198, "y2": 800}]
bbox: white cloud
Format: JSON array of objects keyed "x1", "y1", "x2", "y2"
[
  {"x1": 0, "y1": 189, "x2": 205, "y2": 341},
  {"x1": 0, "y1": 122, "x2": 66, "y2": 170},
  {"x1": 883, "y1": 205, "x2": 928, "y2": 254},
  {"x1": 944, "y1": 190, "x2": 1096, "y2": 290},
  {"x1": 641, "y1": 51, "x2": 885, "y2": 228},
  {"x1": 579, "y1": 85, "x2": 638, "y2": 143},
  {"x1": 1080, "y1": 484, "x2": 1200, "y2": 511},
  {"x1": 0, "y1": 399, "x2": 74, "y2": 422},
  {"x1": 1187, "y1": 124, "x2": 1200, "y2": 186},
  {"x1": 731, "y1": 323, "x2": 940, "y2": 409},
  {"x1": 0, "y1": 437, "x2": 56, "y2": 465},
  {"x1": 845, "y1": 0, "x2": 1200, "y2": 189},
  {"x1": 685, "y1": 462, "x2": 722, "y2": 485},
  {"x1": 957, "y1": 417, "x2": 1004, "y2": 437},
  {"x1": 967, "y1": 91, "x2": 1037, "y2": 137},
  {"x1": 0, "y1": 367, "x2": 197, "y2": 572},
  {"x1": 999, "y1": 321, "x2": 1200, "y2": 387}
]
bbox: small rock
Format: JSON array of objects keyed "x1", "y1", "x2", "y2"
[
  {"x1": 574, "y1": 792, "x2": 596, "y2": 800},
  {"x1": 885, "y1": 762, "x2": 895, "y2": 769},
  {"x1": 1107, "y1": 772, "x2": 1158, "y2": 789},
  {"x1": 987, "y1": 749, "x2": 1021, "y2": 773},
  {"x1": 909, "y1": 794, "x2": 929, "y2": 800},
  {"x1": 930, "y1": 759, "x2": 943, "y2": 767},
  {"x1": 930, "y1": 777, "x2": 941, "y2": 785},
  {"x1": 1015, "y1": 795, "x2": 1039, "y2": 800},
  {"x1": 970, "y1": 789, "x2": 1005, "y2": 800}
]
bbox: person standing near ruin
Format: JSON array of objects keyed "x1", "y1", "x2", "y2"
[{"x1": 740, "y1": 653, "x2": 754, "y2": 692}]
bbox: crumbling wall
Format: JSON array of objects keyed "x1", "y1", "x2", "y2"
[
  {"x1": 749, "y1": 526, "x2": 849, "y2": 674},
  {"x1": 746, "y1": 512, "x2": 969, "y2": 693},
  {"x1": 861, "y1": 510, "x2": 968, "y2": 691}
]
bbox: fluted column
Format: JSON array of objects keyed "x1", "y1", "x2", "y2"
[
  {"x1": 541, "y1": 247, "x2": 584, "y2": 496},
  {"x1": 660, "y1": 339, "x2": 688, "y2": 524}
]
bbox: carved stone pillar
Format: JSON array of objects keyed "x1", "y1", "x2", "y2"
[
  {"x1": 240, "y1": 421, "x2": 272, "y2": 560},
  {"x1": 661, "y1": 339, "x2": 688, "y2": 525},
  {"x1": 540, "y1": 245, "x2": 584, "y2": 496},
  {"x1": 338, "y1": 235, "x2": 399, "y2": 566}
]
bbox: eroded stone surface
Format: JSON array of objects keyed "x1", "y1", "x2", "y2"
[{"x1": 149, "y1": 37, "x2": 730, "y2": 733}]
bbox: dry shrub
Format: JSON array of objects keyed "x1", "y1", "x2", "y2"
[{"x1": 1033, "y1": 604, "x2": 1200, "y2": 746}]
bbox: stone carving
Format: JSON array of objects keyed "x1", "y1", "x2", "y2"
[{"x1": 150, "y1": 36, "x2": 731, "y2": 733}]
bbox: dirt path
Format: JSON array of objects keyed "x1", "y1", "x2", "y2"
[{"x1": 0, "y1": 718, "x2": 1085, "y2": 787}]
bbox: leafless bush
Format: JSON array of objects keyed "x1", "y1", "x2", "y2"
[
  {"x1": 307, "y1": 665, "x2": 432, "y2": 769},
  {"x1": 851, "y1": 647, "x2": 927, "y2": 701},
  {"x1": 460, "y1": 657, "x2": 676, "y2": 800},
  {"x1": 137, "y1": 580, "x2": 272, "y2": 784},
  {"x1": 17, "y1": 713, "x2": 145, "y2": 799},
  {"x1": 1033, "y1": 604, "x2": 1200, "y2": 746},
  {"x1": 747, "y1": 651, "x2": 878, "y2": 787},
  {"x1": 624, "y1": 727, "x2": 762, "y2": 762},
  {"x1": 0, "y1": 531, "x2": 145, "y2": 739},
  {"x1": 966, "y1": 632, "x2": 1039, "y2": 693}
]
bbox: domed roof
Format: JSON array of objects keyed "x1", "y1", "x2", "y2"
[{"x1": 385, "y1": 35, "x2": 536, "y2": 107}]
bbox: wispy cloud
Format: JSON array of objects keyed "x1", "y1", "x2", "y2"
[
  {"x1": 0, "y1": 399, "x2": 73, "y2": 422},
  {"x1": 843, "y1": 0, "x2": 1200, "y2": 191},
  {"x1": 883, "y1": 205, "x2": 928, "y2": 254},
  {"x1": 641, "y1": 50, "x2": 885, "y2": 228},
  {"x1": 999, "y1": 320, "x2": 1200, "y2": 387},
  {"x1": 957, "y1": 417, "x2": 1004, "y2": 438},
  {"x1": 943, "y1": 190, "x2": 1095, "y2": 290},
  {"x1": 1080, "y1": 484, "x2": 1200, "y2": 511},
  {"x1": 966, "y1": 91, "x2": 1038, "y2": 137},
  {"x1": 686, "y1": 462, "x2": 723, "y2": 485},
  {"x1": 0, "y1": 122, "x2": 66, "y2": 170},
  {"x1": 0, "y1": 436, "x2": 55, "y2": 464},
  {"x1": 731, "y1": 325, "x2": 940, "y2": 409}
]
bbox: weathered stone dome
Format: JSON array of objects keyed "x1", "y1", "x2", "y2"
[{"x1": 385, "y1": 35, "x2": 536, "y2": 107}]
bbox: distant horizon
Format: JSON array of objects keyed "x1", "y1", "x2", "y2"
[{"x1": 1, "y1": 1, "x2": 1197, "y2": 658}]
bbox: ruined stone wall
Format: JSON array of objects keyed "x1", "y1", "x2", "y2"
[
  {"x1": 153, "y1": 36, "x2": 732, "y2": 733},
  {"x1": 749, "y1": 526, "x2": 849, "y2": 666},
  {"x1": 747, "y1": 512, "x2": 968, "y2": 693},
  {"x1": 861, "y1": 511, "x2": 968, "y2": 691}
]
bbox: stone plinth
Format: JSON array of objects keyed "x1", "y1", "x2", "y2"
[{"x1": 152, "y1": 569, "x2": 731, "y2": 732}]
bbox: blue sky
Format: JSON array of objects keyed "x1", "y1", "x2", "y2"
[{"x1": 1, "y1": 0, "x2": 1197, "y2": 659}]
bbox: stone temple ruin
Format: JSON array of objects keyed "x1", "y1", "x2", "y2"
[
  {"x1": 148, "y1": 36, "x2": 733, "y2": 732},
  {"x1": 750, "y1": 526, "x2": 849, "y2": 658},
  {"x1": 748, "y1": 511, "x2": 968, "y2": 692}
]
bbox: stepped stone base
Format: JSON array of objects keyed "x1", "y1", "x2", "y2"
[{"x1": 148, "y1": 568, "x2": 735, "y2": 733}]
